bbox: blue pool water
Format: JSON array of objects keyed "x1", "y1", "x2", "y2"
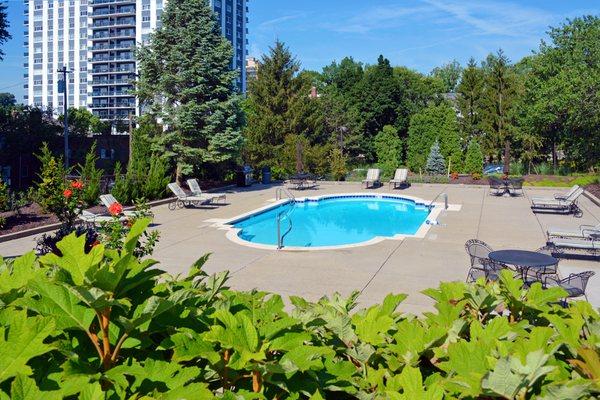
[{"x1": 231, "y1": 195, "x2": 431, "y2": 247}]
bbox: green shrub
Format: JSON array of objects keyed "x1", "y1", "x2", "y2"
[
  {"x1": 329, "y1": 147, "x2": 347, "y2": 181},
  {"x1": 110, "y1": 161, "x2": 131, "y2": 204},
  {"x1": 78, "y1": 143, "x2": 103, "y2": 207},
  {"x1": 34, "y1": 143, "x2": 67, "y2": 214},
  {"x1": 0, "y1": 225, "x2": 598, "y2": 398},
  {"x1": 533, "y1": 162, "x2": 553, "y2": 175},
  {"x1": 464, "y1": 139, "x2": 483, "y2": 174},
  {"x1": 374, "y1": 125, "x2": 403, "y2": 177},
  {"x1": 143, "y1": 156, "x2": 171, "y2": 200},
  {"x1": 425, "y1": 140, "x2": 446, "y2": 175},
  {"x1": 0, "y1": 179, "x2": 8, "y2": 212},
  {"x1": 509, "y1": 160, "x2": 524, "y2": 176},
  {"x1": 0, "y1": 216, "x2": 5, "y2": 229}
]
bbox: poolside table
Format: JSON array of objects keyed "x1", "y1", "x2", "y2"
[{"x1": 489, "y1": 250, "x2": 558, "y2": 284}]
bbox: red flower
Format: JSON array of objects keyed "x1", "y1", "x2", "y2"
[
  {"x1": 63, "y1": 189, "x2": 73, "y2": 198},
  {"x1": 108, "y1": 202, "x2": 123, "y2": 216},
  {"x1": 71, "y1": 180, "x2": 84, "y2": 190}
]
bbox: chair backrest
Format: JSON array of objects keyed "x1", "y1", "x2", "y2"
[
  {"x1": 566, "y1": 187, "x2": 584, "y2": 202},
  {"x1": 488, "y1": 176, "x2": 502, "y2": 187},
  {"x1": 395, "y1": 169, "x2": 408, "y2": 181},
  {"x1": 100, "y1": 194, "x2": 118, "y2": 208},
  {"x1": 564, "y1": 185, "x2": 580, "y2": 198},
  {"x1": 510, "y1": 178, "x2": 524, "y2": 189},
  {"x1": 167, "y1": 183, "x2": 187, "y2": 199},
  {"x1": 569, "y1": 271, "x2": 595, "y2": 291},
  {"x1": 465, "y1": 239, "x2": 493, "y2": 267},
  {"x1": 369, "y1": 169, "x2": 381, "y2": 180},
  {"x1": 187, "y1": 178, "x2": 202, "y2": 195}
]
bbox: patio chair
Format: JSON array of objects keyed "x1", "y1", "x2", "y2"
[
  {"x1": 167, "y1": 182, "x2": 214, "y2": 210},
  {"x1": 536, "y1": 185, "x2": 580, "y2": 201},
  {"x1": 519, "y1": 246, "x2": 560, "y2": 287},
  {"x1": 530, "y1": 187, "x2": 584, "y2": 216},
  {"x1": 362, "y1": 169, "x2": 381, "y2": 189},
  {"x1": 547, "y1": 237, "x2": 600, "y2": 257},
  {"x1": 488, "y1": 176, "x2": 506, "y2": 196},
  {"x1": 507, "y1": 177, "x2": 524, "y2": 196},
  {"x1": 543, "y1": 271, "x2": 595, "y2": 301},
  {"x1": 78, "y1": 210, "x2": 128, "y2": 225},
  {"x1": 547, "y1": 223, "x2": 600, "y2": 241},
  {"x1": 389, "y1": 168, "x2": 409, "y2": 189},
  {"x1": 465, "y1": 239, "x2": 501, "y2": 282},
  {"x1": 186, "y1": 179, "x2": 227, "y2": 204},
  {"x1": 99, "y1": 194, "x2": 138, "y2": 218}
]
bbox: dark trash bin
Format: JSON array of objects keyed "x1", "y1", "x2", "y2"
[{"x1": 262, "y1": 167, "x2": 271, "y2": 184}]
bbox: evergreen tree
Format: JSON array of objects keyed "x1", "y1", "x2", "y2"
[
  {"x1": 480, "y1": 50, "x2": 520, "y2": 173},
  {"x1": 0, "y1": 2, "x2": 10, "y2": 61},
  {"x1": 407, "y1": 103, "x2": 462, "y2": 173},
  {"x1": 137, "y1": 0, "x2": 243, "y2": 183},
  {"x1": 244, "y1": 41, "x2": 320, "y2": 170},
  {"x1": 457, "y1": 58, "x2": 485, "y2": 142},
  {"x1": 426, "y1": 141, "x2": 446, "y2": 175},
  {"x1": 373, "y1": 125, "x2": 402, "y2": 176},
  {"x1": 464, "y1": 139, "x2": 484, "y2": 174}
]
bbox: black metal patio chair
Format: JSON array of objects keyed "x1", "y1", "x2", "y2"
[
  {"x1": 508, "y1": 178, "x2": 524, "y2": 196},
  {"x1": 465, "y1": 239, "x2": 502, "y2": 282},
  {"x1": 488, "y1": 177, "x2": 506, "y2": 196},
  {"x1": 543, "y1": 271, "x2": 595, "y2": 301}
]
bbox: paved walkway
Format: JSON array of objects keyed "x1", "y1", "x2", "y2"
[{"x1": 1, "y1": 182, "x2": 599, "y2": 313}]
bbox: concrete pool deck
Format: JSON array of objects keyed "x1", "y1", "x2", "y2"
[{"x1": 1, "y1": 182, "x2": 599, "y2": 313}]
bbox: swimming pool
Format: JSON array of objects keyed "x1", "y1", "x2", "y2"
[{"x1": 228, "y1": 194, "x2": 432, "y2": 249}]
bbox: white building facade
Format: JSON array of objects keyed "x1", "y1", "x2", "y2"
[{"x1": 24, "y1": 0, "x2": 248, "y2": 122}]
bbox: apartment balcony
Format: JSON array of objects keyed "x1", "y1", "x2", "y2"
[
  {"x1": 91, "y1": 41, "x2": 135, "y2": 51},
  {"x1": 92, "y1": 89, "x2": 133, "y2": 97},
  {"x1": 92, "y1": 78, "x2": 134, "y2": 85},
  {"x1": 92, "y1": 6, "x2": 135, "y2": 17},
  {"x1": 91, "y1": 0, "x2": 135, "y2": 6},
  {"x1": 91, "y1": 54, "x2": 134, "y2": 63},
  {"x1": 92, "y1": 29, "x2": 135, "y2": 40}
]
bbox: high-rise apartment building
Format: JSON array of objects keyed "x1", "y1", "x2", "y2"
[{"x1": 24, "y1": 0, "x2": 248, "y2": 123}]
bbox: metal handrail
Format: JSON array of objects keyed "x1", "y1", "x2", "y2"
[
  {"x1": 275, "y1": 187, "x2": 295, "y2": 201},
  {"x1": 429, "y1": 192, "x2": 448, "y2": 210},
  {"x1": 275, "y1": 188, "x2": 296, "y2": 249}
]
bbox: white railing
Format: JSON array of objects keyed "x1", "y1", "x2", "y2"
[
  {"x1": 429, "y1": 192, "x2": 448, "y2": 210},
  {"x1": 275, "y1": 188, "x2": 296, "y2": 249}
]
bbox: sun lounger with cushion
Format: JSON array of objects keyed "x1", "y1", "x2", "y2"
[
  {"x1": 547, "y1": 237, "x2": 600, "y2": 257},
  {"x1": 547, "y1": 223, "x2": 600, "y2": 240},
  {"x1": 99, "y1": 194, "x2": 138, "y2": 217}
]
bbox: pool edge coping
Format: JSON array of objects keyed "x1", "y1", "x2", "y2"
[{"x1": 206, "y1": 193, "x2": 461, "y2": 251}]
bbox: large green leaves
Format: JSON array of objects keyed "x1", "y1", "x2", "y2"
[{"x1": 0, "y1": 312, "x2": 55, "y2": 383}]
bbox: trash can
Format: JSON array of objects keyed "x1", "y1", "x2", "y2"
[
  {"x1": 261, "y1": 166, "x2": 271, "y2": 184},
  {"x1": 236, "y1": 165, "x2": 254, "y2": 187}
]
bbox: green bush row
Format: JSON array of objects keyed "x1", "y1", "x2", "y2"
[{"x1": 0, "y1": 221, "x2": 598, "y2": 398}]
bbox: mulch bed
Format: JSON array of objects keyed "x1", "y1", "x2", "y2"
[
  {"x1": 585, "y1": 183, "x2": 600, "y2": 199},
  {"x1": 0, "y1": 204, "x2": 106, "y2": 236},
  {"x1": 447, "y1": 175, "x2": 488, "y2": 185}
]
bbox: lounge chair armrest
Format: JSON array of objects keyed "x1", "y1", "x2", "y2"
[{"x1": 579, "y1": 224, "x2": 597, "y2": 230}]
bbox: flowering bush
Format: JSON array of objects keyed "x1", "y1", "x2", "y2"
[
  {"x1": 55, "y1": 180, "x2": 86, "y2": 229},
  {"x1": 108, "y1": 201, "x2": 124, "y2": 216}
]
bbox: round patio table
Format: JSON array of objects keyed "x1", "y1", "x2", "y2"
[{"x1": 489, "y1": 250, "x2": 558, "y2": 284}]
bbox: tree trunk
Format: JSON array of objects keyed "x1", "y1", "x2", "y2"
[
  {"x1": 176, "y1": 163, "x2": 182, "y2": 185},
  {"x1": 503, "y1": 140, "x2": 511, "y2": 175},
  {"x1": 551, "y1": 138, "x2": 558, "y2": 172}
]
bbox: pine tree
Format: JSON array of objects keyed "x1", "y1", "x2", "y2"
[
  {"x1": 244, "y1": 41, "x2": 320, "y2": 169},
  {"x1": 426, "y1": 141, "x2": 446, "y2": 175},
  {"x1": 464, "y1": 139, "x2": 483, "y2": 174},
  {"x1": 457, "y1": 58, "x2": 484, "y2": 141},
  {"x1": 137, "y1": 0, "x2": 243, "y2": 183}
]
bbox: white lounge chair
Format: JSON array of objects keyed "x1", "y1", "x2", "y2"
[
  {"x1": 531, "y1": 187, "x2": 584, "y2": 216},
  {"x1": 78, "y1": 210, "x2": 128, "y2": 224},
  {"x1": 167, "y1": 182, "x2": 214, "y2": 210},
  {"x1": 389, "y1": 169, "x2": 408, "y2": 189},
  {"x1": 99, "y1": 194, "x2": 138, "y2": 217},
  {"x1": 547, "y1": 223, "x2": 600, "y2": 240},
  {"x1": 532, "y1": 185, "x2": 580, "y2": 202},
  {"x1": 186, "y1": 179, "x2": 227, "y2": 204},
  {"x1": 362, "y1": 169, "x2": 381, "y2": 189},
  {"x1": 548, "y1": 237, "x2": 600, "y2": 257}
]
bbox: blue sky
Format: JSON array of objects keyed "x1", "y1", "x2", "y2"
[{"x1": 1, "y1": 0, "x2": 599, "y2": 100}]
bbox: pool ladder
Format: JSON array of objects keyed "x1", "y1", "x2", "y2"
[{"x1": 276, "y1": 188, "x2": 296, "y2": 249}]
